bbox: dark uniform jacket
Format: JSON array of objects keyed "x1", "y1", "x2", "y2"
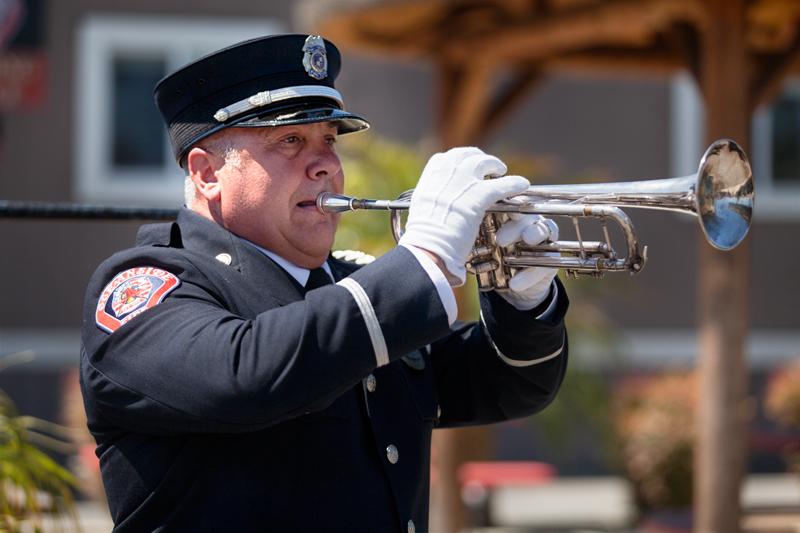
[{"x1": 80, "y1": 209, "x2": 569, "y2": 532}]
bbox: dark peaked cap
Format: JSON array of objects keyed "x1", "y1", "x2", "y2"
[{"x1": 154, "y1": 34, "x2": 369, "y2": 165}]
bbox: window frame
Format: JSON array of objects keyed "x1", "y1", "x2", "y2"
[{"x1": 74, "y1": 14, "x2": 283, "y2": 205}]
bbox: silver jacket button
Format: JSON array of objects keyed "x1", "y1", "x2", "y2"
[
  {"x1": 407, "y1": 519, "x2": 415, "y2": 533},
  {"x1": 386, "y1": 444, "x2": 399, "y2": 464},
  {"x1": 365, "y1": 374, "x2": 377, "y2": 393}
]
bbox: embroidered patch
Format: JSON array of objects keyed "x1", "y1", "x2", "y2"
[{"x1": 95, "y1": 267, "x2": 180, "y2": 333}]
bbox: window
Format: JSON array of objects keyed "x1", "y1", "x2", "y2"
[
  {"x1": 671, "y1": 73, "x2": 800, "y2": 220},
  {"x1": 111, "y1": 53, "x2": 167, "y2": 170},
  {"x1": 74, "y1": 15, "x2": 283, "y2": 205},
  {"x1": 751, "y1": 78, "x2": 800, "y2": 217}
]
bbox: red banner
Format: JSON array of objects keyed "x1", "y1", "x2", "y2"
[
  {"x1": 0, "y1": 0, "x2": 45, "y2": 110},
  {"x1": 0, "y1": 51, "x2": 45, "y2": 109}
]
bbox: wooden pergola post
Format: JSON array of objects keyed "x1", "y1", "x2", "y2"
[{"x1": 695, "y1": 1, "x2": 750, "y2": 531}]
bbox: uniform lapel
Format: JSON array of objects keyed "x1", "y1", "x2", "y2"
[
  {"x1": 328, "y1": 257, "x2": 348, "y2": 283},
  {"x1": 234, "y1": 240, "x2": 306, "y2": 305},
  {"x1": 175, "y1": 209, "x2": 305, "y2": 305}
]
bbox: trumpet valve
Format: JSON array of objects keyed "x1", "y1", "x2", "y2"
[
  {"x1": 466, "y1": 245, "x2": 499, "y2": 274},
  {"x1": 467, "y1": 258, "x2": 500, "y2": 274}
]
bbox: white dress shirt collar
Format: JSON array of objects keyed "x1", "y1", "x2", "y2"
[{"x1": 242, "y1": 239, "x2": 332, "y2": 286}]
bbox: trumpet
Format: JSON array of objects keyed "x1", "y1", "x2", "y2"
[{"x1": 317, "y1": 139, "x2": 754, "y2": 290}]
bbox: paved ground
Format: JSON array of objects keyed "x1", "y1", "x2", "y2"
[
  {"x1": 488, "y1": 474, "x2": 800, "y2": 532},
  {"x1": 37, "y1": 473, "x2": 800, "y2": 532}
]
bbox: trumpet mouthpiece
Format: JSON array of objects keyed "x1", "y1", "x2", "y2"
[{"x1": 316, "y1": 192, "x2": 353, "y2": 214}]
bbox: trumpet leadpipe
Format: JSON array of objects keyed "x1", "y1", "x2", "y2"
[{"x1": 316, "y1": 192, "x2": 410, "y2": 213}]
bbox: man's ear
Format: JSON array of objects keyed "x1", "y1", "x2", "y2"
[{"x1": 186, "y1": 147, "x2": 221, "y2": 202}]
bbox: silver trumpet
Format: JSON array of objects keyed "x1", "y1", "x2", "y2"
[{"x1": 317, "y1": 139, "x2": 754, "y2": 290}]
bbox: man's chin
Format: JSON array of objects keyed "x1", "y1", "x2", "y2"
[{"x1": 293, "y1": 240, "x2": 335, "y2": 267}]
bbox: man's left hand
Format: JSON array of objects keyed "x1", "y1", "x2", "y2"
[{"x1": 494, "y1": 213, "x2": 560, "y2": 311}]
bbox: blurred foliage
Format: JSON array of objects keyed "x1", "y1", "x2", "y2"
[
  {"x1": 61, "y1": 370, "x2": 105, "y2": 503},
  {"x1": 526, "y1": 364, "x2": 617, "y2": 471},
  {"x1": 612, "y1": 372, "x2": 696, "y2": 513},
  {"x1": 765, "y1": 358, "x2": 800, "y2": 428},
  {"x1": 334, "y1": 133, "x2": 426, "y2": 260},
  {"x1": 0, "y1": 354, "x2": 79, "y2": 532},
  {"x1": 764, "y1": 357, "x2": 800, "y2": 473},
  {"x1": 522, "y1": 276, "x2": 623, "y2": 472}
]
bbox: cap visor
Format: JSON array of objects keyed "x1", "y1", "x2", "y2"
[{"x1": 235, "y1": 106, "x2": 369, "y2": 135}]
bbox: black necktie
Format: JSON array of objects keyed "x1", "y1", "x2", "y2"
[{"x1": 304, "y1": 267, "x2": 333, "y2": 294}]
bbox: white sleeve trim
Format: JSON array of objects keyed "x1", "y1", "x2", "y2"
[
  {"x1": 535, "y1": 281, "x2": 559, "y2": 320},
  {"x1": 480, "y1": 311, "x2": 564, "y2": 367},
  {"x1": 337, "y1": 278, "x2": 390, "y2": 367},
  {"x1": 399, "y1": 244, "x2": 458, "y2": 325}
]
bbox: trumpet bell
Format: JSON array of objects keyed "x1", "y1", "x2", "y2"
[{"x1": 696, "y1": 139, "x2": 753, "y2": 251}]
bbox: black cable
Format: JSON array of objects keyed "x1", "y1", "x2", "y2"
[{"x1": 0, "y1": 200, "x2": 179, "y2": 220}]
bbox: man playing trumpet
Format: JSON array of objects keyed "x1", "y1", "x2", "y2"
[{"x1": 80, "y1": 34, "x2": 569, "y2": 532}]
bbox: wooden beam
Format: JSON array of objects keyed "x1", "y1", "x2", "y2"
[
  {"x1": 316, "y1": 0, "x2": 709, "y2": 69},
  {"x1": 750, "y1": 28, "x2": 800, "y2": 112},
  {"x1": 435, "y1": 59, "x2": 462, "y2": 149},
  {"x1": 480, "y1": 68, "x2": 543, "y2": 140},
  {"x1": 436, "y1": 58, "x2": 496, "y2": 147},
  {"x1": 748, "y1": 0, "x2": 800, "y2": 51},
  {"x1": 544, "y1": 48, "x2": 687, "y2": 76},
  {"x1": 696, "y1": 1, "x2": 750, "y2": 532},
  {"x1": 310, "y1": 0, "x2": 449, "y2": 59},
  {"x1": 666, "y1": 22, "x2": 702, "y2": 82},
  {"x1": 443, "y1": 0, "x2": 707, "y2": 64}
]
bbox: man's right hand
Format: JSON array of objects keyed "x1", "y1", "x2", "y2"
[{"x1": 398, "y1": 147, "x2": 530, "y2": 285}]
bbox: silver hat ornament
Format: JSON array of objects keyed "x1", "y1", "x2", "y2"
[{"x1": 302, "y1": 35, "x2": 328, "y2": 80}]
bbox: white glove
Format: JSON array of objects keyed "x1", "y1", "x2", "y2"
[
  {"x1": 494, "y1": 213, "x2": 559, "y2": 310},
  {"x1": 398, "y1": 147, "x2": 530, "y2": 285}
]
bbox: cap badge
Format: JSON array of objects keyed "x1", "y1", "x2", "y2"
[{"x1": 302, "y1": 35, "x2": 328, "y2": 80}]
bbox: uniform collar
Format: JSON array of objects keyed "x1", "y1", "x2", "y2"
[
  {"x1": 242, "y1": 240, "x2": 333, "y2": 287},
  {"x1": 138, "y1": 209, "x2": 340, "y2": 303},
  {"x1": 171, "y1": 209, "x2": 312, "y2": 304}
]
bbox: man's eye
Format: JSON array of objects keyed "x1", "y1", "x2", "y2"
[
  {"x1": 283, "y1": 136, "x2": 301, "y2": 144},
  {"x1": 326, "y1": 136, "x2": 338, "y2": 146}
]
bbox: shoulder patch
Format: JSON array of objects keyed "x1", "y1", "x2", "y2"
[
  {"x1": 332, "y1": 249, "x2": 375, "y2": 265},
  {"x1": 95, "y1": 267, "x2": 180, "y2": 333}
]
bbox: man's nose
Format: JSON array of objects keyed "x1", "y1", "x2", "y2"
[{"x1": 307, "y1": 144, "x2": 341, "y2": 181}]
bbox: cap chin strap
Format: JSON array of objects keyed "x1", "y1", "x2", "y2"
[{"x1": 213, "y1": 86, "x2": 344, "y2": 123}]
